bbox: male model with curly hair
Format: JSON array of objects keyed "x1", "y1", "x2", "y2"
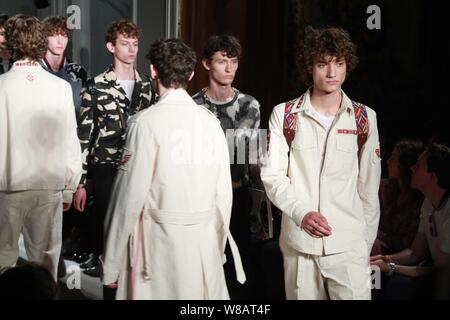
[
  {"x1": 261, "y1": 26, "x2": 381, "y2": 300},
  {"x1": 0, "y1": 15, "x2": 82, "y2": 280}
]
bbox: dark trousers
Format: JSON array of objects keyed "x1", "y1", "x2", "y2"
[
  {"x1": 62, "y1": 207, "x2": 90, "y2": 252},
  {"x1": 89, "y1": 164, "x2": 117, "y2": 256},
  {"x1": 90, "y1": 164, "x2": 118, "y2": 300}
]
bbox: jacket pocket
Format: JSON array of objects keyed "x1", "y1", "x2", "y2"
[
  {"x1": 336, "y1": 135, "x2": 357, "y2": 153},
  {"x1": 291, "y1": 134, "x2": 317, "y2": 151}
]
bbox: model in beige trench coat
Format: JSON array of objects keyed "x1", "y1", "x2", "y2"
[{"x1": 101, "y1": 89, "x2": 245, "y2": 300}]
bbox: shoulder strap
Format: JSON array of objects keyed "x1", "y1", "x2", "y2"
[
  {"x1": 283, "y1": 95, "x2": 305, "y2": 149},
  {"x1": 86, "y1": 78, "x2": 99, "y2": 159},
  {"x1": 351, "y1": 101, "x2": 369, "y2": 153},
  {"x1": 282, "y1": 96, "x2": 369, "y2": 154}
]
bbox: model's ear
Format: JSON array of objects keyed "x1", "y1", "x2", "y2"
[
  {"x1": 201, "y1": 59, "x2": 211, "y2": 71},
  {"x1": 188, "y1": 71, "x2": 195, "y2": 82},
  {"x1": 150, "y1": 64, "x2": 158, "y2": 80},
  {"x1": 106, "y1": 42, "x2": 115, "y2": 54}
]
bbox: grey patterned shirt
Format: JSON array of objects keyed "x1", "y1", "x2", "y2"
[{"x1": 192, "y1": 87, "x2": 261, "y2": 185}]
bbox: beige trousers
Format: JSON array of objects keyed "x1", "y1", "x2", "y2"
[
  {"x1": 282, "y1": 242, "x2": 371, "y2": 300},
  {"x1": 0, "y1": 190, "x2": 63, "y2": 280}
]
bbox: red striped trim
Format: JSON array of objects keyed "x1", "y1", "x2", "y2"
[{"x1": 337, "y1": 129, "x2": 358, "y2": 135}]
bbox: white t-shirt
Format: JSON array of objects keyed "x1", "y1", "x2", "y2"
[
  {"x1": 418, "y1": 194, "x2": 450, "y2": 261},
  {"x1": 118, "y1": 80, "x2": 135, "y2": 101},
  {"x1": 318, "y1": 113, "x2": 335, "y2": 132}
]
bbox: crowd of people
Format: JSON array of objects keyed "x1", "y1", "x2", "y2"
[{"x1": 0, "y1": 14, "x2": 449, "y2": 300}]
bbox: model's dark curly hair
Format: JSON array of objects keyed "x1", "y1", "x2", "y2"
[
  {"x1": 146, "y1": 38, "x2": 197, "y2": 89},
  {"x1": 42, "y1": 16, "x2": 72, "y2": 39},
  {"x1": 105, "y1": 20, "x2": 141, "y2": 44},
  {"x1": 202, "y1": 34, "x2": 242, "y2": 60},
  {"x1": 5, "y1": 15, "x2": 47, "y2": 61},
  {"x1": 297, "y1": 26, "x2": 359, "y2": 86}
]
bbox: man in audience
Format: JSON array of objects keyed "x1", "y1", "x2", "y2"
[{"x1": 371, "y1": 143, "x2": 450, "y2": 299}]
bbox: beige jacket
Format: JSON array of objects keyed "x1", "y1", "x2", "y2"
[
  {"x1": 0, "y1": 61, "x2": 82, "y2": 203},
  {"x1": 101, "y1": 89, "x2": 245, "y2": 299},
  {"x1": 261, "y1": 89, "x2": 381, "y2": 255}
]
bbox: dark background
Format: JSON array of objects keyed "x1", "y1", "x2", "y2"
[{"x1": 181, "y1": 0, "x2": 449, "y2": 162}]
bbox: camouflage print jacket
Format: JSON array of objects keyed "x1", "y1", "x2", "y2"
[{"x1": 78, "y1": 66, "x2": 154, "y2": 184}]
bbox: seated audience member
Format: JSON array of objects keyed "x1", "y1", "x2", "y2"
[
  {"x1": 371, "y1": 143, "x2": 450, "y2": 299},
  {"x1": 0, "y1": 263, "x2": 58, "y2": 300},
  {"x1": 372, "y1": 139, "x2": 425, "y2": 256}
]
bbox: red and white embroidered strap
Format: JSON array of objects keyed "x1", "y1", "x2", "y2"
[
  {"x1": 283, "y1": 94, "x2": 306, "y2": 149},
  {"x1": 282, "y1": 96, "x2": 369, "y2": 153}
]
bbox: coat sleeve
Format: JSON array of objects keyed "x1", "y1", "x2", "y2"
[
  {"x1": 63, "y1": 83, "x2": 82, "y2": 203},
  {"x1": 215, "y1": 128, "x2": 233, "y2": 257},
  {"x1": 101, "y1": 118, "x2": 155, "y2": 285},
  {"x1": 77, "y1": 87, "x2": 95, "y2": 185},
  {"x1": 357, "y1": 109, "x2": 382, "y2": 251},
  {"x1": 260, "y1": 105, "x2": 312, "y2": 227}
]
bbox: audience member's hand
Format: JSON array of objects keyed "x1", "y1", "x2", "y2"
[
  {"x1": 370, "y1": 254, "x2": 390, "y2": 263},
  {"x1": 73, "y1": 185, "x2": 87, "y2": 212},
  {"x1": 63, "y1": 203, "x2": 72, "y2": 212},
  {"x1": 301, "y1": 212, "x2": 332, "y2": 238},
  {"x1": 370, "y1": 258, "x2": 388, "y2": 272}
]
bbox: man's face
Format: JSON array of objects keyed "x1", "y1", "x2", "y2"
[
  {"x1": 108, "y1": 33, "x2": 138, "y2": 65},
  {"x1": 411, "y1": 151, "x2": 433, "y2": 191},
  {"x1": 203, "y1": 51, "x2": 239, "y2": 86},
  {"x1": 47, "y1": 33, "x2": 69, "y2": 56},
  {"x1": 311, "y1": 55, "x2": 346, "y2": 94}
]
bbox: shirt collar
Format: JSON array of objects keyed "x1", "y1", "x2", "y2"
[
  {"x1": 293, "y1": 87, "x2": 353, "y2": 115},
  {"x1": 40, "y1": 57, "x2": 67, "y2": 72},
  {"x1": 104, "y1": 64, "x2": 142, "y2": 84},
  {"x1": 12, "y1": 60, "x2": 41, "y2": 68}
]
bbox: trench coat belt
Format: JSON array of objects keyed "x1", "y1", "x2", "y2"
[
  {"x1": 147, "y1": 208, "x2": 214, "y2": 225},
  {"x1": 225, "y1": 230, "x2": 246, "y2": 284},
  {"x1": 138, "y1": 208, "x2": 246, "y2": 285}
]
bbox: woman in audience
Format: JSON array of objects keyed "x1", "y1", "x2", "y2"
[{"x1": 372, "y1": 139, "x2": 425, "y2": 255}]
